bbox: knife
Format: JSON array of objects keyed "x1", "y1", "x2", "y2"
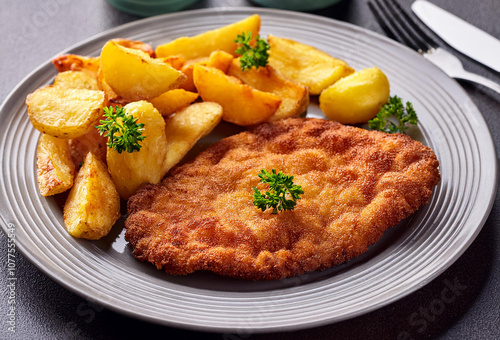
[{"x1": 411, "y1": 0, "x2": 500, "y2": 73}]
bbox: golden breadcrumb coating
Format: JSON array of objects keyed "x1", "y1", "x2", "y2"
[{"x1": 125, "y1": 118, "x2": 440, "y2": 280}]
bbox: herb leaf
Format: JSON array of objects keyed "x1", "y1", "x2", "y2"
[
  {"x1": 234, "y1": 31, "x2": 270, "y2": 71},
  {"x1": 252, "y1": 169, "x2": 304, "y2": 214},
  {"x1": 96, "y1": 106, "x2": 145, "y2": 154},
  {"x1": 368, "y1": 95, "x2": 419, "y2": 134}
]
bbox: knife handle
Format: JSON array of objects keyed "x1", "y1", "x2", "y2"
[
  {"x1": 455, "y1": 71, "x2": 500, "y2": 95},
  {"x1": 424, "y1": 48, "x2": 500, "y2": 95}
]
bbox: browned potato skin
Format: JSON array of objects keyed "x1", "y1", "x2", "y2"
[
  {"x1": 193, "y1": 65, "x2": 281, "y2": 126},
  {"x1": 160, "y1": 56, "x2": 186, "y2": 70},
  {"x1": 63, "y1": 152, "x2": 120, "y2": 240},
  {"x1": 26, "y1": 85, "x2": 105, "y2": 139},
  {"x1": 68, "y1": 128, "x2": 107, "y2": 170},
  {"x1": 206, "y1": 50, "x2": 234, "y2": 74},
  {"x1": 112, "y1": 38, "x2": 154, "y2": 57},
  {"x1": 52, "y1": 54, "x2": 100, "y2": 75},
  {"x1": 36, "y1": 134, "x2": 75, "y2": 196},
  {"x1": 227, "y1": 59, "x2": 309, "y2": 121}
]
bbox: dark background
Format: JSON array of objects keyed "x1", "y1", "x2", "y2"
[{"x1": 1, "y1": 0, "x2": 499, "y2": 339}]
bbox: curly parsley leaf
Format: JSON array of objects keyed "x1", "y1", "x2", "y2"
[
  {"x1": 252, "y1": 169, "x2": 304, "y2": 214},
  {"x1": 368, "y1": 96, "x2": 419, "y2": 134},
  {"x1": 96, "y1": 106, "x2": 145, "y2": 154},
  {"x1": 234, "y1": 31, "x2": 270, "y2": 71}
]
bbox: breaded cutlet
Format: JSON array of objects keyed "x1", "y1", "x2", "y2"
[{"x1": 125, "y1": 118, "x2": 440, "y2": 280}]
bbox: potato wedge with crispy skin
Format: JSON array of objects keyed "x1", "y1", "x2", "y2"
[
  {"x1": 68, "y1": 128, "x2": 107, "y2": 170},
  {"x1": 52, "y1": 54, "x2": 100, "y2": 75},
  {"x1": 149, "y1": 89, "x2": 199, "y2": 117},
  {"x1": 178, "y1": 51, "x2": 234, "y2": 92},
  {"x1": 53, "y1": 70, "x2": 99, "y2": 90},
  {"x1": 268, "y1": 35, "x2": 354, "y2": 95},
  {"x1": 160, "y1": 56, "x2": 186, "y2": 70},
  {"x1": 155, "y1": 15, "x2": 261, "y2": 59},
  {"x1": 100, "y1": 41, "x2": 185, "y2": 101},
  {"x1": 106, "y1": 101, "x2": 169, "y2": 199},
  {"x1": 36, "y1": 134, "x2": 75, "y2": 196},
  {"x1": 63, "y1": 152, "x2": 120, "y2": 240},
  {"x1": 163, "y1": 101, "x2": 223, "y2": 174},
  {"x1": 228, "y1": 59, "x2": 309, "y2": 121},
  {"x1": 193, "y1": 65, "x2": 281, "y2": 126},
  {"x1": 206, "y1": 50, "x2": 234, "y2": 74},
  {"x1": 26, "y1": 85, "x2": 105, "y2": 139},
  {"x1": 112, "y1": 38, "x2": 154, "y2": 57}
]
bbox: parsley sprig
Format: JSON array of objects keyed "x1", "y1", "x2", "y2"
[
  {"x1": 96, "y1": 106, "x2": 145, "y2": 154},
  {"x1": 234, "y1": 31, "x2": 270, "y2": 71},
  {"x1": 252, "y1": 169, "x2": 304, "y2": 214},
  {"x1": 368, "y1": 96, "x2": 419, "y2": 134}
]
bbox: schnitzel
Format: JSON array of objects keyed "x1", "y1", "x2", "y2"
[{"x1": 125, "y1": 118, "x2": 440, "y2": 280}]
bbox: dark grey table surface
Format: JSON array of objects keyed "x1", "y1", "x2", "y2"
[{"x1": 1, "y1": 0, "x2": 499, "y2": 339}]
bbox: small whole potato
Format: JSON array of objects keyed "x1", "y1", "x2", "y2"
[{"x1": 319, "y1": 67, "x2": 390, "y2": 125}]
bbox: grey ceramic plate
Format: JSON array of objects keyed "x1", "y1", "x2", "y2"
[{"x1": 0, "y1": 8, "x2": 497, "y2": 333}]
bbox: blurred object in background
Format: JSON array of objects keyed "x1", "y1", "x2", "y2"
[
  {"x1": 251, "y1": 0, "x2": 345, "y2": 11},
  {"x1": 106, "y1": 0, "x2": 201, "y2": 17}
]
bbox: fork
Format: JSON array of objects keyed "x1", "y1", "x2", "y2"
[{"x1": 367, "y1": 0, "x2": 500, "y2": 95}]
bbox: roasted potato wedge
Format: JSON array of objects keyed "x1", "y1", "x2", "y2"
[
  {"x1": 160, "y1": 56, "x2": 186, "y2": 70},
  {"x1": 106, "y1": 101, "x2": 169, "y2": 199},
  {"x1": 179, "y1": 57, "x2": 208, "y2": 92},
  {"x1": 319, "y1": 67, "x2": 390, "y2": 124},
  {"x1": 179, "y1": 51, "x2": 233, "y2": 92},
  {"x1": 63, "y1": 152, "x2": 120, "y2": 240},
  {"x1": 52, "y1": 54, "x2": 100, "y2": 76},
  {"x1": 100, "y1": 40, "x2": 186, "y2": 101},
  {"x1": 164, "y1": 102, "x2": 223, "y2": 173},
  {"x1": 68, "y1": 128, "x2": 107, "y2": 170},
  {"x1": 228, "y1": 59, "x2": 309, "y2": 121},
  {"x1": 268, "y1": 35, "x2": 354, "y2": 95},
  {"x1": 193, "y1": 65, "x2": 281, "y2": 126},
  {"x1": 149, "y1": 89, "x2": 199, "y2": 116},
  {"x1": 53, "y1": 70, "x2": 99, "y2": 90},
  {"x1": 206, "y1": 50, "x2": 234, "y2": 74},
  {"x1": 26, "y1": 85, "x2": 105, "y2": 139},
  {"x1": 155, "y1": 14, "x2": 261, "y2": 59},
  {"x1": 112, "y1": 38, "x2": 154, "y2": 56},
  {"x1": 36, "y1": 134, "x2": 75, "y2": 196},
  {"x1": 97, "y1": 67, "x2": 129, "y2": 106}
]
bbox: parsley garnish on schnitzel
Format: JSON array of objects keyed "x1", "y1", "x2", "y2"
[
  {"x1": 368, "y1": 95, "x2": 419, "y2": 134},
  {"x1": 234, "y1": 31, "x2": 270, "y2": 71},
  {"x1": 96, "y1": 106, "x2": 145, "y2": 154},
  {"x1": 252, "y1": 169, "x2": 303, "y2": 214}
]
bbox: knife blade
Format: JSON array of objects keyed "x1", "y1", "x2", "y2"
[{"x1": 411, "y1": 0, "x2": 500, "y2": 73}]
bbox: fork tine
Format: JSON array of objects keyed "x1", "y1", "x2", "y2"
[
  {"x1": 369, "y1": 0, "x2": 422, "y2": 51},
  {"x1": 368, "y1": 0, "x2": 435, "y2": 53},
  {"x1": 387, "y1": 0, "x2": 438, "y2": 50},
  {"x1": 367, "y1": 0, "x2": 406, "y2": 43}
]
